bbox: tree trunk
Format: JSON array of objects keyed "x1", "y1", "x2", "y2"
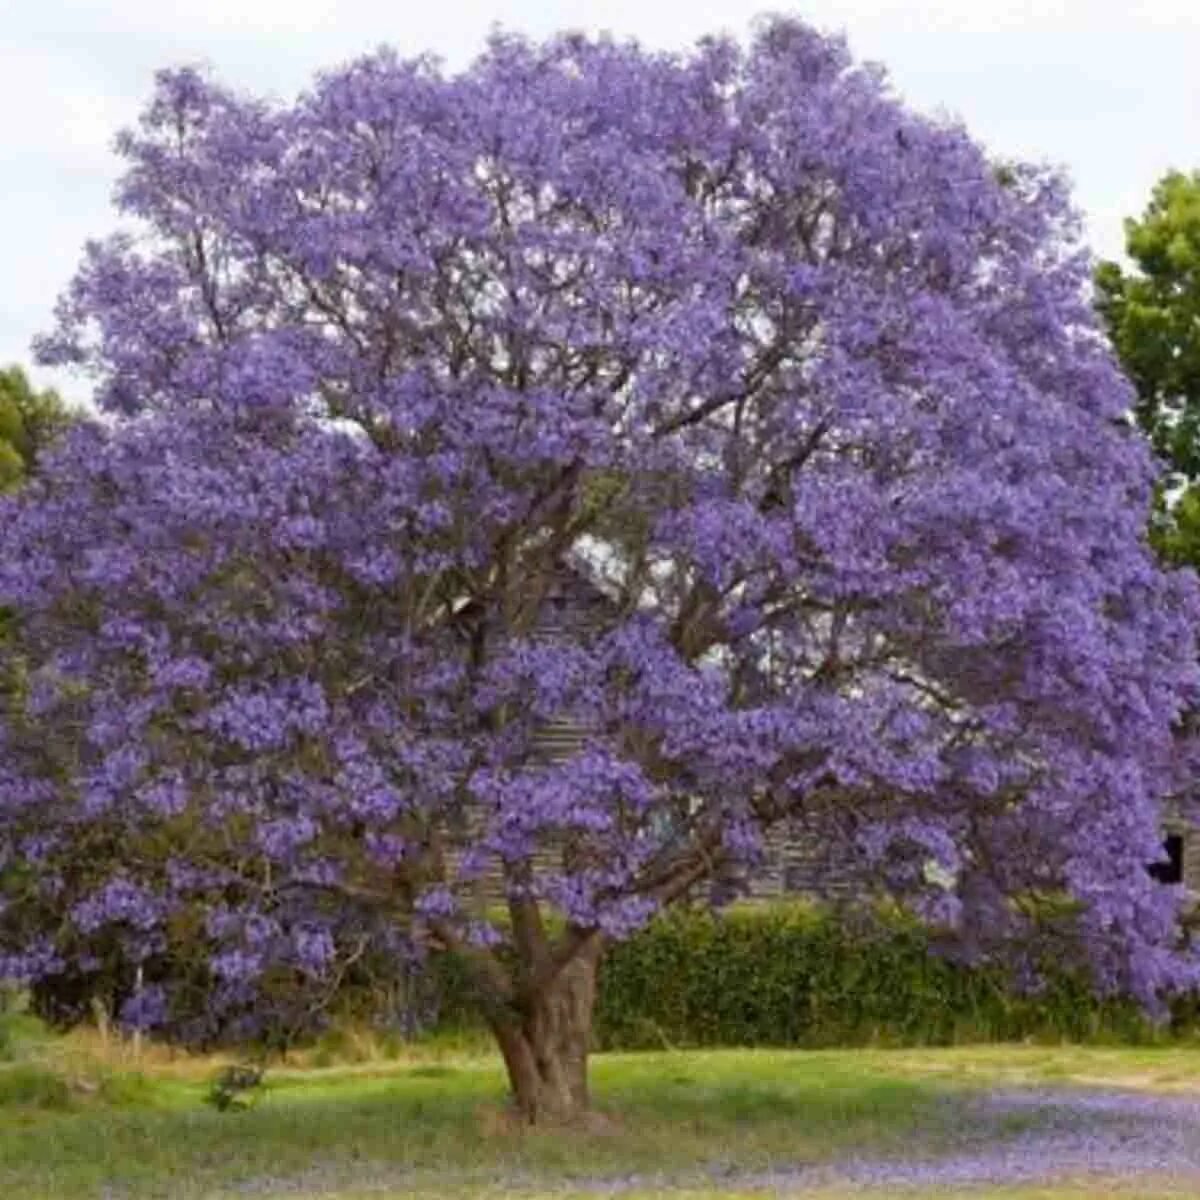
[{"x1": 491, "y1": 939, "x2": 601, "y2": 1124}]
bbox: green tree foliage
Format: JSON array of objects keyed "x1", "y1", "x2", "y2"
[
  {"x1": 0, "y1": 366, "x2": 78, "y2": 672},
  {"x1": 0, "y1": 366, "x2": 75, "y2": 492},
  {"x1": 1096, "y1": 171, "x2": 1200, "y2": 562}
]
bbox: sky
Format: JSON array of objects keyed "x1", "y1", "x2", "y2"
[{"x1": 3, "y1": 0, "x2": 1198, "y2": 404}]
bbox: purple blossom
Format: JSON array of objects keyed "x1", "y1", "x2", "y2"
[
  {"x1": 1, "y1": 17, "x2": 1198, "y2": 1066},
  {"x1": 119, "y1": 984, "x2": 168, "y2": 1031},
  {"x1": 292, "y1": 927, "x2": 336, "y2": 976},
  {"x1": 72, "y1": 878, "x2": 163, "y2": 935},
  {"x1": 210, "y1": 949, "x2": 264, "y2": 984}
]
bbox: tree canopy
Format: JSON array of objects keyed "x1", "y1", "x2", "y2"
[
  {"x1": 1097, "y1": 170, "x2": 1200, "y2": 485},
  {"x1": 2, "y1": 19, "x2": 1198, "y2": 1121},
  {"x1": 0, "y1": 365, "x2": 74, "y2": 491},
  {"x1": 1096, "y1": 170, "x2": 1200, "y2": 564}
]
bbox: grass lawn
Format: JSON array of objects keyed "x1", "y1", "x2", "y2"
[{"x1": 3, "y1": 1016, "x2": 1200, "y2": 1199}]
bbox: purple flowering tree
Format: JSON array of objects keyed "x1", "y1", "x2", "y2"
[{"x1": 2, "y1": 19, "x2": 1199, "y2": 1121}]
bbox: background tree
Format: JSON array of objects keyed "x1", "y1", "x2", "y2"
[
  {"x1": 0, "y1": 365, "x2": 78, "y2": 685},
  {"x1": 1096, "y1": 170, "x2": 1200, "y2": 562},
  {"x1": 0, "y1": 365, "x2": 74, "y2": 491},
  {"x1": 2, "y1": 20, "x2": 1199, "y2": 1123}
]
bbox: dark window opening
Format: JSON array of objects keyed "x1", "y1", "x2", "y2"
[{"x1": 1148, "y1": 834, "x2": 1184, "y2": 885}]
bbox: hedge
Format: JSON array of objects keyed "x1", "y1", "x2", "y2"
[{"x1": 429, "y1": 902, "x2": 1191, "y2": 1049}]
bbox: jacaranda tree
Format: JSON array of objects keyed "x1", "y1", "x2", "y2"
[{"x1": 3, "y1": 19, "x2": 1199, "y2": 1121}]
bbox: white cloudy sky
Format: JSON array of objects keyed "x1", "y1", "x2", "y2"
[{"x1": 3, "y1": 0, "x2": 1198, "y2": 403}]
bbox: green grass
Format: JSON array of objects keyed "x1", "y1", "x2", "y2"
[
  {"x1": 0, "y1": 1062, "x2": 72, "y2": 1109},
  {"x1": 0, "y1": 1051, "x2": 949, "y2": 1198},
  {"x1": 4, "y1": 1029, "x2": 1200, "y2": 1199}
]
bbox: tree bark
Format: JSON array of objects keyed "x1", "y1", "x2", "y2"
[{"x1": 491, "y1": 938, "x2": 601, "y2": 1124}]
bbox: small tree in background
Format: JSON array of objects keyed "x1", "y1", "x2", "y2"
[
  {"x1": 0, "y1": 366, "x2": 75, "y2": 491},
  {"x1": 2, "y1": 19, "x2": 1199, "y2": 1123},
  {"x1": 1096, "y1": 170, "x2": 1200, "y2": 563}
]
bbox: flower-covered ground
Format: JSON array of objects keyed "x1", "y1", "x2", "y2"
[
  {"x1": 4, "y1": 1028, "x2": 1200, "y2": 1198},
  {"x1": 726, "y1": 1089, "x2": 1200, "y2": 1191}
]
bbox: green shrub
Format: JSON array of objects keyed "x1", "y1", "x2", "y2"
[
  {"x1": 0, "y1": 1064, "x2": 72, "y2": 1109},
  {"x1": 422, "y1": 900, "x2": 1179, "y2": 1050},
  {"x1": 205, "y1": 1064, "x2": 264, "y2": 1112},
  {"x1": 590, "y1": 903, "x2": 1167, "y2": 1049},
  {"x1": 0, "y1": 1005, "x2": 47, "y2": 1063}
]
